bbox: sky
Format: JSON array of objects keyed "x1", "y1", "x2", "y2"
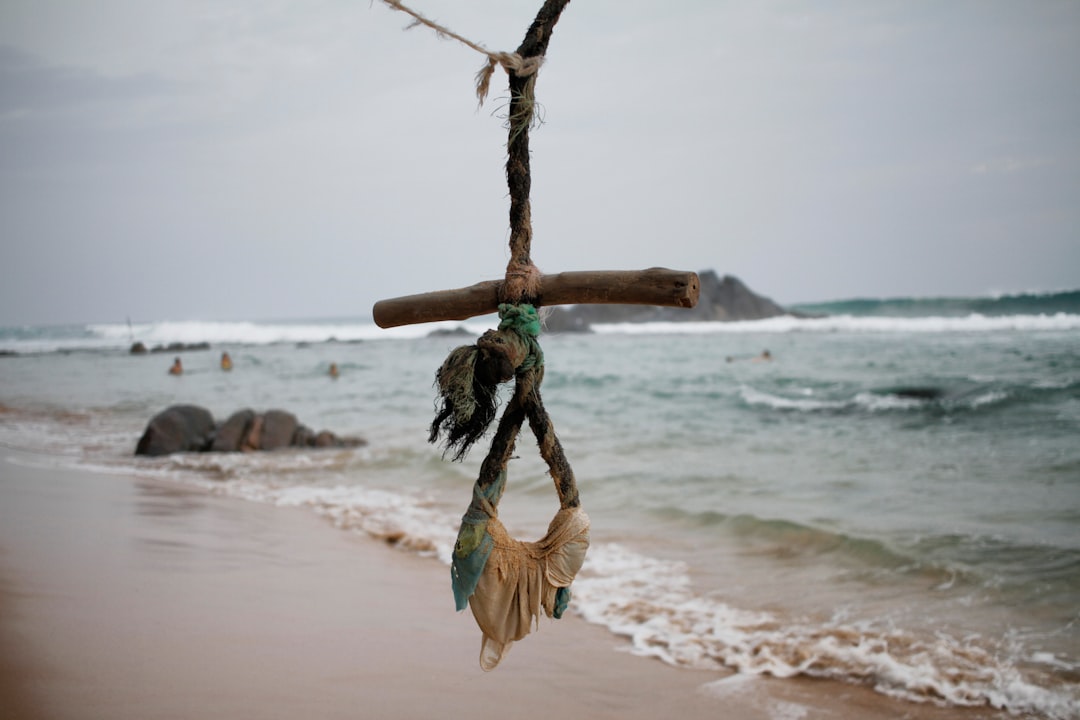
[{"x1": 1, "y1": 0, "x2": 1077, "y2": 326}]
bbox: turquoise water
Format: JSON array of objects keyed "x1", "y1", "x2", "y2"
[{"x1": 1, "y1": 293, "x2": 1078, "y2": 718}]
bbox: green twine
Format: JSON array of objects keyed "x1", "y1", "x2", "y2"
[
  {"x1": 498, "y1": 303, "x2": 543, "y2": 371},
  {"x1": 497, "y1": 303, "x2": 541, "y2": 336}
]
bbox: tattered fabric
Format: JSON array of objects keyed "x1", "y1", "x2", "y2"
[{"x1": 452, "y1": 466, "x2": 589, "y2": 670}]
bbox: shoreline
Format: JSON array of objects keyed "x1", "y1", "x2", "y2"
[{"x1": 0, "y1": 447, "x2": 1006, "y2": 720}]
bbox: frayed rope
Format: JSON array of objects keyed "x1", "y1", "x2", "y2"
[
  {"x1": 380, "y1": 0, "x2": 544, "y2": 107},
  {"x1": 429, "y1": 304, "x2": 543, "y2": 461}
]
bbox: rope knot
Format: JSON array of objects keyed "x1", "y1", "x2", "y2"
[
  {"x1": 497, "y1": 303, "x2": 543, "y2": 371},
  {"x1": 429, "y1": 304, "x2": 544, "y2": 461}
]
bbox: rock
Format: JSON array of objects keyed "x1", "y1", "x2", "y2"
[
  {"x1": 259, "y1": 410, "x2": 299, "y2": 450},
  {"x1": 135, "y1": 406, "x2": 366, "y2": 456},
  {"x1": 135, "y1": 404, "x2": 216, "y2": 456},
  {"x1": 211, "y1": 409, "x2": 256, "y2": 452},
  {"x1": 241, "y1": 414, "x2": 263, "y2": 451},
  {"x1": 291, "y1": 425, "x2": 314, "y2": 448},
  {"x1": 130, "y1": 342, "x2": 148, "y2": 354},
  {"x1": 149, "y1": 342, "x2": 211, "y2": 354},
  {"x1": 428, "y1": 326, "x2": 473, "y2": 338},
  {"x1": 310, "y1": 430, "x2": 367, "y2": 448}
]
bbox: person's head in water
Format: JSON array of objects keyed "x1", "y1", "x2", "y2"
[
  {"x1": 329, "y1": 362, "x2": 339, "y2": 379},
  {"x1": 220, "y1": 352, "x2": 233, "y2": 371},
  {"x1": 169, "y1": 357, "x2": 183, "y2": 375}
]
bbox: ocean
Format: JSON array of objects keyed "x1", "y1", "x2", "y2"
[{"x1": 1, "y1": 291, "x2": 1078, "y2": 719}]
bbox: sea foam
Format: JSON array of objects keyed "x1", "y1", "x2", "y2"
[
  {"x1": 571, "y1": 544, "x2": 1079, "y2": 719},
  {"x1": 593, "y1": 313, "x2": 1080, "y2": 335},
  {"x1": 88, "y1": 318, "x2": 490, "y2": 347},
  {"x1": 5, "y1": 312, "x2": 1079, "y2": 354}
]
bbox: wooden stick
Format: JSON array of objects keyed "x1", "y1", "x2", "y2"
[{"x1": 373, "y1": 268, "x2": 700, "y2": 328}]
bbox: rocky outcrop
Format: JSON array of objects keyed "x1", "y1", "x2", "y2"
[
  {"x1": 130, "y1": 341, "x2": 211, "y2": 355},
  {"x1": 135, "y1": 404, "x2": 366, "y2": 456},
  {"x1": 210, "y1": 409, "x2": 256, "y2": 452},
  {"x1": 258, "y1": 410, "x2": 300, "y2": 451},
  {"x1": 543, "y1": 271, "x2": 791, "y2": 332},
  {"x1": 135, "y1": 404, "x2": 217, "y2": 456}
]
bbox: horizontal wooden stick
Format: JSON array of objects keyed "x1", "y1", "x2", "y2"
[{"x1": 373, "y1": 268, "x2": 700, "y2": 329}]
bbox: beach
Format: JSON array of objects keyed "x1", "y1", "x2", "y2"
[
  {"x1": 0, "y1": 446, "x2": 712, "y2": 720},
  {"x1": 1, "y1": 307, "x2": 1077, "y2": 719},
  {"x1": 0, "y1": 446, "x2": 1002, "y2": 720}
]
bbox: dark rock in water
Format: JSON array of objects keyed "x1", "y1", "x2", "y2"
[
  {"x1": 542, "y1": 271, "x2": 792, "y2": 332},
  {"x1": 313, "y1": 430, "x2": 366, "y2": 448},
  {"x1": 149, "y1": 342, "x2": 211, "y2": 354},
  {"x1": 130, "y1": 342, "x2": 148, "y2": 354},
  {"x1": 292, "y1": 425, "x2": 314, "y2": 448},
  {"x1": 428, "y1": 326, "x2": 473, "y2": 338},
  {"x1": 259, "y1": 409, "x2": 299, "y2": 451},
  {"x1": 135, "y1": 405, "x2": 367, "y2": 456},
  {"x1": 241, "y1": 414, "x2": 264, "y2": 451},
  {"x1": 135, "y1": 404, "x2": 216, "y2": 456},
  {"x1": 889, "y1": 387, "x2": 945, "y2": 400},
  {"x1": 211, "y1": 409, "x2": 256, "y2": 452}
]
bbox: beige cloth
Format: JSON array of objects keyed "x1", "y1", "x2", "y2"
[{"x1": 468, "y1": 506, "x2": 590, "y2": 670}]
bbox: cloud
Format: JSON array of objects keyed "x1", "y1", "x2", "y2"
[
  {"x1": 970, "y1": 156, "x2": 1051, "y2": 176},
  {"x1": 0, "y1": 45, "x2": 172, "y2": 117},
  {"x1": 1, "y1": 2, "x2": 1078, "y2": 324}
]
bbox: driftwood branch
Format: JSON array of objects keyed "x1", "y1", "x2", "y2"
[{"x1": 373, "y1": 268, "x2": 700, "y2": 328}]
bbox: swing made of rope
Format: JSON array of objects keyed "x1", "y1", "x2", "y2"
[
  {"x1": 432, "y1": 303, "x2": 589, "y2": 671},
  {"x1": 381, "y1": 0, "x2": 586, "y2": 670}
]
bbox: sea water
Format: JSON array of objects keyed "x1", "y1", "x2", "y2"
[{"x1": 1, "y1": 292, "x2": 1078, "y2": 719}]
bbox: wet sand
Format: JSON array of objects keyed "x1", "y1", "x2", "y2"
[{"x1": 0, "y1": 448, "x2": 987, "y2": 720}]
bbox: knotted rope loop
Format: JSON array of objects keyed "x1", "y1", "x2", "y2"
[
  {"x1": 389, "y1": 0, "x2": 577, "y2": 670},
  {"x1": 447, "y1": 306, "x2": 589, "y2": 671}
]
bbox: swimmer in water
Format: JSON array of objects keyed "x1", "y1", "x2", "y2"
[
  {"x1": 220, "y1": 352, "x2": 233, "y2": 371},
  {"x1": 169, "y1": 357, "x2": 183, "y2": 375}
]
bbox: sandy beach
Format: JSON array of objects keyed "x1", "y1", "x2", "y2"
[{"x1": 0, "y1": 447, "x2": 1006, "y2": 720}]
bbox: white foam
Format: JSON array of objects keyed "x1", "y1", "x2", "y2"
[
  {"x1": 592, "y1": 313, "x2": 1080, "y2": 335},
  {"x1": 739, "y1": 386, "x2": 849, "y2": 412},
  {"x1": 962, "y1": 389, "x2": 1009, "y2": 409},
  {"x1": 570, "y1": 544, "x2": 1080, "y2": 719},
  {"x1": 87, "y1": 319, "x2": 491, "y2": 347},
  {"x1": 852, "y1": 392, "x2": 924, "y2": 411},
  {"x1": 6, "y1": 312, "x2": 1079, "y2": 354}
]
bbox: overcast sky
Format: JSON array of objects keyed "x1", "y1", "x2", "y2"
[{"x1": 1, "y1": 1, "x2": 1077, "y2": 325}]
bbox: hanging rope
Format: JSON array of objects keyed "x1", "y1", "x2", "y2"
[
  {"x1": 405, "y1": 0, "x2": 579, "y2": 670},
  {"x1": 433, "y1": 302, "x2": 586, "y2": 670}
]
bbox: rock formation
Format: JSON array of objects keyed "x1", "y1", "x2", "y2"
[
  {"x1": 135, "y1": 405, "x2": 365, "y2": 456},
  {"x1": 135, "y1": 404, "x2": 217, "y2": 456}
]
